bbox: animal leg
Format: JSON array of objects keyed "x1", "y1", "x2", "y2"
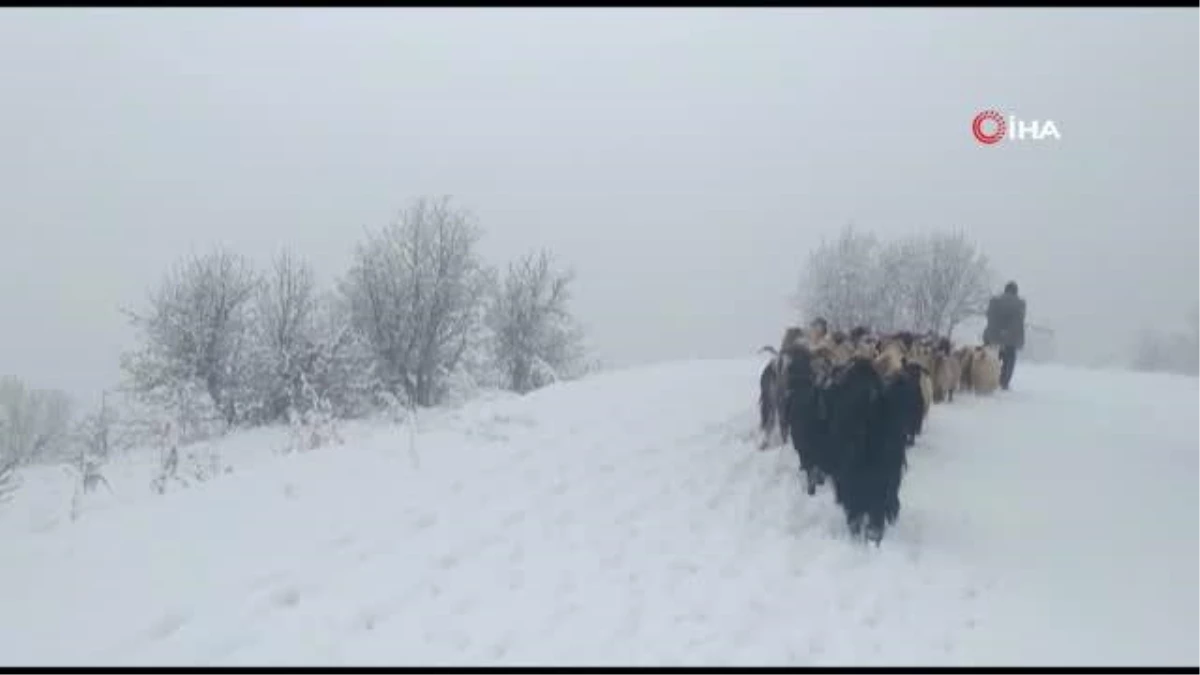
[
  {"x1": 884, "y1": 494, "x2": 900, "y2": 524},
  {"x1": 804, "y1": 466, "x2": 822, "y2": 496},
  {"x1": 865, "y1": 516, "x2": 885, "y2": 546},
  {"x1": 846, "y1": 512, "x2": 865, "y2": 537}
]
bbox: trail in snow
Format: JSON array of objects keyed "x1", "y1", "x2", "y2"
[
  {"x1": 939, "y1": 365, "x2": 1198, "y2": 665},
  {"x1": 0, "y1": 359, "x2": 1195, "y2": 665}
]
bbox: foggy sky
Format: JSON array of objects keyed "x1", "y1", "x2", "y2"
[{"x1": 1, "y1": 8, "x2": 1196, "y2": 408}]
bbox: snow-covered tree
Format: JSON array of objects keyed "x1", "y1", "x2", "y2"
[
  {"x1": 296, "y1": 290, "x2": 382, "y2": 419},
  {"x1": 872, "y1": 236, "x2": 920, "y2": 333},
  {"x1": 899, "y1": 230, "x2": 994, "y2": 335},
  {"x1": 0, "y1": 376, "x2": 73, "y2": 465},
  {"x1": 65, "y1": 391, "x2": 115, "y2": 519},
  {"x1": 245, "y1": 248, "x2": 319, "y2": 424},
  {"x1": 228, "y1": 250, "x2": 384, "y2": 425},
  {"x1": 341, "y1": 196, "x2": 492, "y2": 407},
  {"x1": 121, "y1": 247, "x2": 261, "y2": 427},
  {"x1": 285, "y1": 371, "x2": 344, "y2": 454},
  {"x1": 0, "y1": 377, "x2": 72, "y2": 505},
  {"x1": 0, "y1": 455, "x2": 18, "y2": 505},
  {"x1": 487, "y1": 249, "x2": 587, "y2": 394},
  {"x1": 796, "y1": 225, "x2": 884, "y2": 330},
  {"x1": 797, "y1": 224, "x2": 994, "y2": 335},
  {"x1": 73, "y1": 390, "x2": 115, "y2": 460},
  {"x1": 1132, "y1": 306, "x2": 1199, "y2": 377}
]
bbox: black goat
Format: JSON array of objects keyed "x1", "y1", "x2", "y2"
[{"x1": 784, "y1": 351, "x2": 911, "y2": 545}]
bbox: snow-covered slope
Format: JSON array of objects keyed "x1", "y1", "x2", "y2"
[{"x1": 1, "y1": 359, "x2": 1196, "y2": 666}]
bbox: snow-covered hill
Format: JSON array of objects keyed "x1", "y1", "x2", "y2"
[{"x1": 1, "y1": 359, "x2": 1196, "y2": 666}]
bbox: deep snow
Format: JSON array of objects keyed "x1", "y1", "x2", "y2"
[{"x1": 0, "y1": 359, "x2": 1196, "y2": 666}]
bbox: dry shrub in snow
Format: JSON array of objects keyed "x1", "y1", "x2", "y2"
[
  {"x1": 149, "y1": 417, "x2": 229, "y2": 496},
  {"x1": 285, "y1": 373, "x2": 343, "y2": 454},
  {"x1": 67, "y1": 451, "x2": 112, "y2": 522},
  {"x1": 0, "y1": 456, "x2": 20, "y2": 506}
]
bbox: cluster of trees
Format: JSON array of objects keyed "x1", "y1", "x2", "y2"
[
  {"x1": 0, "y1": 377, "x2": 74, "y2": 501},
  {"x1": 1132, "y1": 306, "x2": 1199, "y2": 377},
  {"x1": 119, "y1": 196, "x2": 588, "y2": 440},
  {"x1": 9, "y1": 217, "x2": 999, "y2": 494},
  {"x1": 2, "y1": 196, "x2": 590, "y2": 495},
  {"x1": 796, "y1": 224, "x2": 996, "y2": 337}
]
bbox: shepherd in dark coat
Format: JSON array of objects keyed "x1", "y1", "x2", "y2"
[{"x1": 983, "y1": 281, "x2": 1027, "y2": 390}]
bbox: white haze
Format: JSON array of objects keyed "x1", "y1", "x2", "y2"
[{"x1": 0, "y1": 8, "x2": 1196, "y2": 406}]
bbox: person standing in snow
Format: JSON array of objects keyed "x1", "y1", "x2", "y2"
[{"x1": 983, "y1": 281, "x2": 1027, "y2": 390}]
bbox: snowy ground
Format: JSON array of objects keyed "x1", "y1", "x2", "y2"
[{"x1": 1, "y1": 359, "x2": 1196, "y2": 666}]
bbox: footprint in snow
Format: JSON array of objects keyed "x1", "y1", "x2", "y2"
[
  {"x1": 202, "y1": 632, "x2": 259, "y2": 663},
  {"x1": 668, "y1": 559, "x2": 700, "y2": 576},
  {"x1": 507, "y1": 544, "x2": 525, "y2": 564},
  {"x1": 268, "y1": 585, "x2": 303, "y2": 609},
  {"x1": 451, "y1": 596, "x2": 477, "y2": 616},
  {"x1": 146, "y1": 610, "x2": 190, "y2": 641},
  {"x1": 329, "y1": 534, "x2": 355, "y2": 549},
  {"x1": 861, "y1": 601, "x2": 884, "y2": 628},
  {"x1": 356, "y1": 608, "x2": 383, "y2": 632},
  {"x1": 805, "y1": 630, "x2": 828, "y2": 658},
  {"x1": 488, "y1": 641, "x2": 511, "y2": 660},
  {"x1": 500, "y1": 510, "x2": 526, "y2": 528},
  {"x1": 350, "y1": 593, "x2": 412, "y2": 634},
  {"x1": 506, "y1": 569, "x2": 525, "y2": 591}
]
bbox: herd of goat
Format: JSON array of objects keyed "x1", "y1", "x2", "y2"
[{"x1": 756, "y1": 319, "x2": 1004, "y2": 545}]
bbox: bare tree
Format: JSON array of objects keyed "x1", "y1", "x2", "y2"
[
  {"x1": 342, "y1": 196, "x2": 491, "y2": 406},
  {"x1": 796, "y1": 224, "x2": 885, "y2": 330},
  {"x1": 797, "y1": 224, "x2": 994, "y2": 335},
  {"x1": 488, "y1": 249, "x2": 586, "y2": 394},
  {"x1": 121, "y1": 247, "x2": 261, "y2": 427},
  {"x1": 904, "y1": 230, "x2": 994, "y2": 335},
  {"x1": 872, "y1": 236, "x2": 921, "y2": 333},
  {"x1": 249, "y1": 248, "x2": 319, "y2": 423},
  {"x1": 73, "y1": 390, "x2": 114, "y2": 460},
  {"x1": 1, "y1": 395, "x2": 22, "y2": 504},
  {"x1": 0, "y1": 376, "x2": 73, "y2": 466},
  {"x1": 0, "y1": 454, "x2": 18, "y2": 505},
  {"x1": 59, "y1": 390, "x2": 115, "y2": 519},
  {"x1": 295, "y1": 290, "x2": 381, "y2": 418}
]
